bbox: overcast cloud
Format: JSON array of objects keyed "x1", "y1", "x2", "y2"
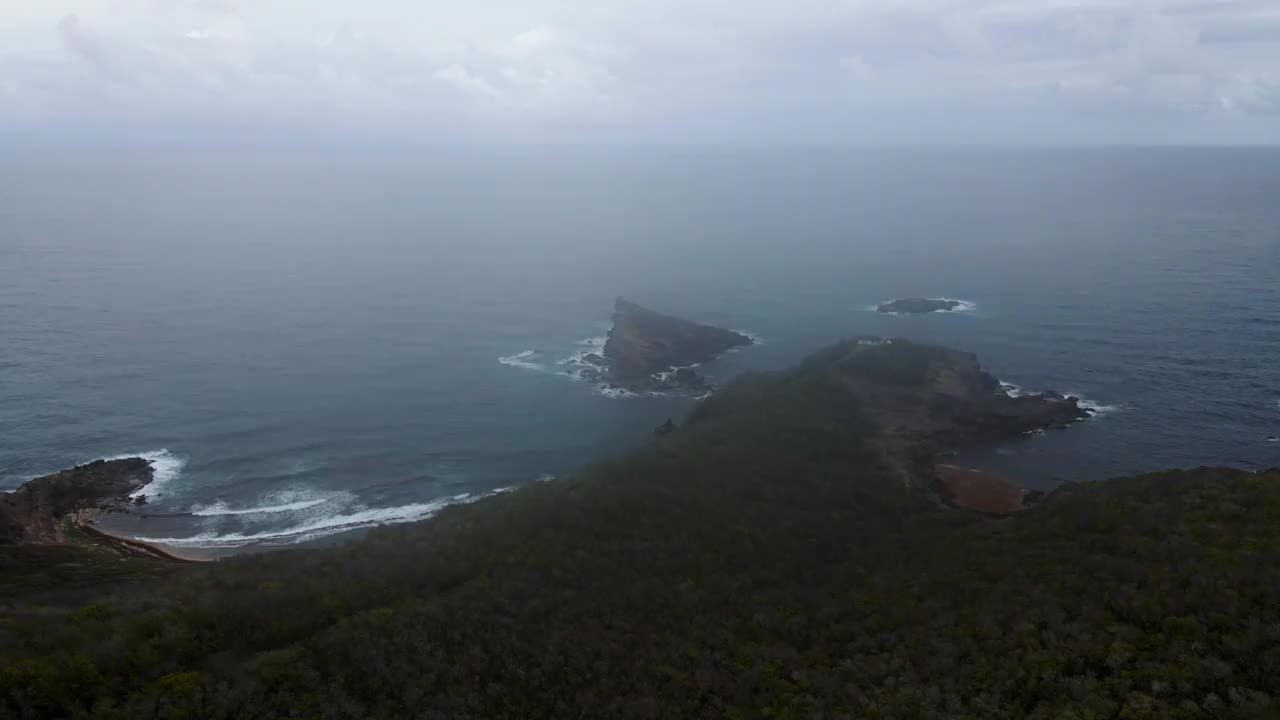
[{"x1": 2, "y1": 0, "x2": 1278, "y2": 144}]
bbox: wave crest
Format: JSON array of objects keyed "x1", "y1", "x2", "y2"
[
  {"x1": 102, "y1": 449, "x2": 186, "y2": 498},
  {"x1": 190, "y1": 495, "x2": 337, "y2": 517},
  {"x1": 137, "y1": 485, "x2": 524, "y2": 548},
  {"x1": 498, "y1": 350, "x2": 547, "y2": 371}
]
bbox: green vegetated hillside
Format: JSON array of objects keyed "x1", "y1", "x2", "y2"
[{"x1": 3, "y1": 340, "x2": 1279, "y2": 719}]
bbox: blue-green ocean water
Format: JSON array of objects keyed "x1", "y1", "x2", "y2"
[{"x1": 3, "y1": 148, "x2": 1278, "y2": 549}]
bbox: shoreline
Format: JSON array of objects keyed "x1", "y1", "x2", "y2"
[{"x1": 74, "y1": 512, "x2": 215, "y2": 563}]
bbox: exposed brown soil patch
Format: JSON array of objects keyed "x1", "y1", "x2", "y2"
[{"x1": 937, "y1": 464, "x2": 1026, "y2": 515}]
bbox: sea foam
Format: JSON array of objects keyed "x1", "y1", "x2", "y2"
[
  {"x1": 1002, "y1": 382, "x2": 1122, "y2": 416},
  {"x1": 869, "y1": 298, "x2": 977, "y2": 315},
  {"x1": 101, "y1": 449, "x2": 186, "y2": 498},
  {"x1": 137, "y1": 483, "x2": 528, "y2": 548},
  {"x1": 555, "y1": 337, "x2": 650, "y2": 399},
  {"x1": 498, "y1": 350, "x2": 547, "y2": 371},
  {"x1": 511, "y1": 332, "x2": 751, "y2": 400},
  {"x1": 1064, "y1": 391, "x2": 1123, "y2": 417},
  {"x1": 938, "y1": 298, "x2": 977, "y2": 313},
  {"x1": 189, "y1": 493, "x2": 337, "y2": 517},
  {"x1": 557, "y1": 336, "x2": 607, "y2": 369},
  {"x1": 999, "y1": 381, "x2": 1029, "y2": 398},
  {"x1": 140, "y1": 495, "x2": 473, "y2": 548}
]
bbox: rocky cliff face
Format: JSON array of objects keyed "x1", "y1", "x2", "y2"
[
  {"x1": 575, "y1": 298, "x2": 754, "y2": 393},
  {"x1": 0, "y1": 458, "x2": 153, "y2": 544},
  {"x1": 604, "y1": 298, "x2": 754, "y2": 379}
]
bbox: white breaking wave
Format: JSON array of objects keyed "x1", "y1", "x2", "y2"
[
  {"x1": 557, "y1": 336, "x2": 607, "y2": 368},
  {"x1": 1064, "y1": 391, "x2": 1123, "y2": 417},
  {"x1": 190, "y1": 497, "x2": 335, "y2": 517},
  {"x1": 140, "y1": 494, "x2": 475, "y2": 548},
  {"x1": 514, "y1": 333, "x2": 745, "y2": 400},
  {"x1": 651, "y1": 363, "x2": 701, "y2": 384},
  {"x1": 555, "y1": 336, "x2": 654, "y2": 399},
  {"x1": 138, "y1": 484, "x2": 525, "y2": 548},
  {"x1": 137, "y1": 500, "x2": 460, "y2": 548},
  {"x1": 502, "y1": 338, "x2": 605, "y2": 376},
  {"x1": 101, "y1": 449, "x2": 186, "y2": 498},
  {"x1": 498, "y1": 349, "x2": 547, "y2": 371},
  {"x1": 1002, "y1": 382, "x2": 1122, "y2": 416},
  {"x1": 999, "y1": 381, "x2": 1029, "y2": 398},
  {"x1": 596, "y1": 385, "x2": 642, "y2": 399},
  {"x1": 937, "y1": 297, "x2": 977, "y2": 313},
  {"x1": 869, "y1": 298, "x2": 977, "y2": 315}
]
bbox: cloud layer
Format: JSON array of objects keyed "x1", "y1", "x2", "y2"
[{"x1": 3, "y1": 0, "x2": 1278, "y2": 144}]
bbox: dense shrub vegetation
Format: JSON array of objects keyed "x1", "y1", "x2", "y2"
[{"x1": 3, "y1": 343, "x2": 1279, "y2": 719}]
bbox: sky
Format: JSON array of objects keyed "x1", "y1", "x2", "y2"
[{"x1": 2, "y1": 0, "x2": 1279, "y2": 145}]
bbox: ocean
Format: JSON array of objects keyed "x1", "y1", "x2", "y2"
[{"x1": 2, "y1": 147, "x2": 1278, "y2": 550}]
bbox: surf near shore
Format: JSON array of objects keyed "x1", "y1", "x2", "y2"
[{"x1": 73, "y1": 511, "x2": 216, "y2": 562}]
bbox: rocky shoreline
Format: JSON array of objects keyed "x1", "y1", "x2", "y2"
[
  {"x1": 0, "y1": 457, "x2": 204, "y2": 562},
  {"x1": 1, "y1": 458, "x2": 154, "y2": 544}
]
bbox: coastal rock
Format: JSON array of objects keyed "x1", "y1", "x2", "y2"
[
  {"x1": 0, "y1": 458, "x2": 154, "y2": 544},
  {"x1": 651, "y1": 367, "x2": 711, "y2": 392},
  {"x1": 877, "y1": 298, "x2": 962, "y2": 314},
  {"x1": 654, "y1": 419, "x2": 678, "y2": 437},
  {"x1": 596, "y1": 298, "x2": 754, "y2": 394}
]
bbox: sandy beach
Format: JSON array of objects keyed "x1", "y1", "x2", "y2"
[{"x1": 75, "y1": 517, "x2": 218, "y2": 563}]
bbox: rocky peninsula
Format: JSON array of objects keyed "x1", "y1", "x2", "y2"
[
  {"x1": 0, "y1": 458, "x2": 153, "y2": 545},
  {"x1": 0, "y1": 458, "x2": 193, "y2": 561},
  {"x1": 789, "y1": 337, "x2": 1092, "y2": 512}
]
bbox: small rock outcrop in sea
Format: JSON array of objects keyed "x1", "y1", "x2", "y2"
[
  {"x1": 575, "y1": 298, "x2": 754, "y2": 394},
  {"x1": 0, "y1": 458, "x2": 154, "y2": 544},
  {"x1": 654, "y1": 418, "x2": 678, "y2": 438},
  {"x1": 877, "y1": 298, "x2": 962, "y2": 314}
]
